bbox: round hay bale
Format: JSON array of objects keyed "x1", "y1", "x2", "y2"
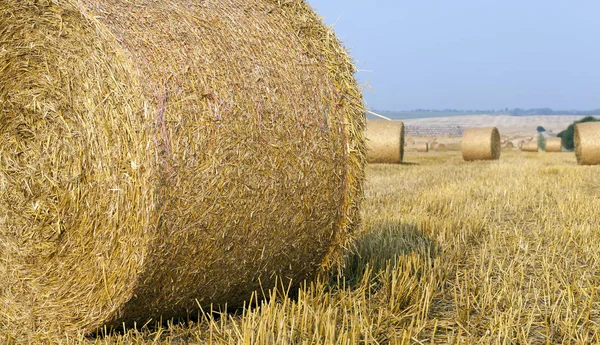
[
  {"x1": 522, "y1": 141, "x2": 539, "y2": 152},
  {"x1": 434, "y1": 143, "x2": 447, "y2": 151},
  {"x1": 0, "y1": 0, "x2": 365, "y2": 339},
  {"x1": 505, "y1": 141, "x2": 515, "y2": 149},
  {"x1": 461, "y1": 127, "x2": 501, "y2": 161},
  {"x1": 545, "y1": 137, "x2": 563, "y2": 152},
  {"x1": 416, "y1": 142, "x2": 429, "y2": 152},
  {"x1": 519, "y1": 140, "x2": 525, "y2": 149},
  {"x1": 575, "y1": 122, "x2": 600, "y2": 165},
  {"x1": 365, "y1": 120, "x2": 404, "y2": 163}
]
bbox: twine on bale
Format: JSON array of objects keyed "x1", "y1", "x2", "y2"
[
  {"x1": 365, "y1": 119, "x2": 404, "y2": 163},
  {"x1": 545, "y1": 137, "x2": 562, "y2": 153},
  {"x1": 575, "y1": 122, "x2": 600, "y2": 165},
  {"x1": 0, "y1": 0, "x2": 365, "y2": 340},
  {"x1": 416, "y1": 143, "x2": 429, "y2": 152},
  {"x1": 461, "y1": 127, "x2": 501, "y2": 161}
]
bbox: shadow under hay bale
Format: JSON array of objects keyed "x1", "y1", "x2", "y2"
[
  {"x1": 416, "y1": 142, "x2": 429, "y2": 152},
  {"x1": 545, "y1": 137, "x2": 563, "y2": 153},
  {"x1": 575, "y1": 122, "x2": 600, "y2": 165},
  {"x1": 366, "y1": 119, "x2": 405, "y2": 164},
  {"x1": 461, "y1": 127, "x2": 501, "y2": 161},
  {"x1": 0, "y1": 0, "x2": 365, "y2": 340}
]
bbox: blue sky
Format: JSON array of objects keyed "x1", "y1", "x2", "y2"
[{"x1": 306, "y1": 1, "x2": 600, "y2": 111}]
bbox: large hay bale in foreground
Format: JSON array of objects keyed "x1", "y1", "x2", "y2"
[
  {"x1": 545, "y1": 137, "x2": 563, "y2": 152},
  {"x1": 416, "y1": 143, "x2": 429, "y2": 152},
  {"x1": 365, "y1": 120, "x2": 404, "y2": 163},
  {"x1": 461, "y1": 127, "x2": 501, "y2": 161},
  {"x1": 575, "y1": 122, "x2": 600, "y2": 165},
  {"x1": 0, "y1": 0, "x2": 365, "y2": 339}
]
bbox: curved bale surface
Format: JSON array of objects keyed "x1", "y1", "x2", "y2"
[
  {"x1": 365, "y1": 120, "x2": 404, "y2": 163},
  {"x1": 0, "y1": 0, "x2": 365, "y2": 339},
  {"x1": 575, "y1": 122, "x2": 600, "y2": 165},
  {"x1": 545, "y1": 137, "x2": 563, "y2": 152},
  {"x1": 461, "y1": 127, "x2": 501, "y2": 161}
]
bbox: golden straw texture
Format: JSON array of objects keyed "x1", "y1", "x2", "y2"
[
  {"x1": 416, "y1": 143, "x2": 429, "y2": 152},
  {"x1": 545, "y1": 137, "x2": 562, "y2": 152},
  {"x1": 575, "y1": 122, "x2": 600, "y2": 165},
  {"x1": 365, "y1": 120, "x2": 404, "y2": 164},
  {"x1": 461, "y1": 127, "x2": 501, "y2": 161},
  {"x1": 0, "y1": 0, "x2": 365, "y2": 340}
]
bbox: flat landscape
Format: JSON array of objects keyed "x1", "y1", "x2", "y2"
[
  {"x1": 401, "y1": 114, "x2": 585, "y2": 134},
  {"x1": 55, "y1": 149, "x2": 600, "y2": 344}
]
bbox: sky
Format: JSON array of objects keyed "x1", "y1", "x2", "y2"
[{"x1": 306, "y1": 1, "x2": 600, "y2": 111}]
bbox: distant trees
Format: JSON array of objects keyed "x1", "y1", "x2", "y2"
[{"x1": 556, "y1": 116, "x2": 600, "y2": 150}]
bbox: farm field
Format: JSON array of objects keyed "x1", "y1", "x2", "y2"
[{"x1": 20, "y1": 151, "x2": 600, "y2": 344}]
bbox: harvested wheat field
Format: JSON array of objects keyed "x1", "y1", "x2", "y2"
[
  {"x1": 0, "y1": 0, "x2": 365, "y2": 341},
  {"x1": 17, "y1": 150, "x2": 600, "y2": 344}
]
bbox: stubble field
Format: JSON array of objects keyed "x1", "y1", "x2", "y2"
[{"x1": 22, "y1": 151, "x2": 600, "y2": 344}]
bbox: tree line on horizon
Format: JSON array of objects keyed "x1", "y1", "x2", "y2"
[{"x1": 376, "y1": 108, "x2": 600, "y2": 117}]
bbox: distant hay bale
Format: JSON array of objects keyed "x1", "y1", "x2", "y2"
[
  {"x1": 0, "y1": 0, "x2": 365, "y2": 339},
  {"x1": 545, "y1": 137, "x2": 562, "y2": 152},
  {"x1": 366, "y1": 120, "x2": 404, "y2": 163},
  {"x1": 519, "y1": 140, "x2": 525, "y2": 149},
  {"x1": 522, "y1": 141, "x2": 539, "y2": 152},
  {"x1": 575, "y1": 122, "x2": 600, "y2": 165},
  {"x1": 416, "y1": 142, "x2": 429, "y2": 152},
  {"x1": 505, "y1": 141, "x2": 515, "y2": 149},
  {"x1": 461, "y1": 127, "x2": 501, "y2": 161},
  {"x1": 434, "y1": 143, "x2": 447, "y2": 151}
]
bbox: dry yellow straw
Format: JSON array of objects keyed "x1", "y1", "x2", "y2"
[
  {"x1": 545, "y1": 137, "x2": 562, "y2": 152},
  {"x1": 575, "y1": 122, "x2": 600, "y2": 165},
  {"x1": 365, "y1": 119, "x2": 405, "y2": 163},
  {"x1": 0, "y1": 0, "x2": 365, "y2": 340},
  {"x1": 461, "y1": 127, "x2": 501, "y2": 161}
]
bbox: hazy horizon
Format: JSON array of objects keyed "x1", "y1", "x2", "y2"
[{"x1": 307, "y1": 1, "x2": 600, "y2": 112}]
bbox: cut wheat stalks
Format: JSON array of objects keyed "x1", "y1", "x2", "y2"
[
  {"x1": 366, "y1": 120, "x2": 404, "y2": 163},
  {"x1": 0, "y1": 0, "x2": 365, "y2": 340},
  {"x1": 575, "y1": 122, "x2": 600, "y2": 165},
  {"x1": 461, "y1": 127, "x2": 501, "y2": 161}
]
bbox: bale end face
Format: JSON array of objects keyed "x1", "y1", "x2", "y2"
[{"x1": 461, "y1": 127, "x2": 501, "y2": 161}]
